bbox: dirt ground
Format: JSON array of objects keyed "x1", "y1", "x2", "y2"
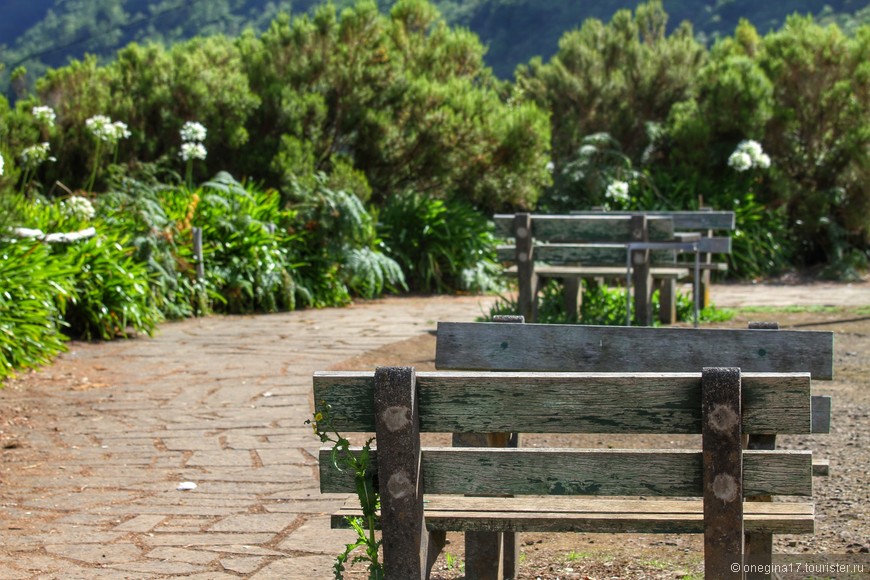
[{"x1": 330, "y1": 307, "x2": 870, "y2": 579}]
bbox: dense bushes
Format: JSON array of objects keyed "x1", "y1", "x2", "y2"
[{"x1": 1, "y1": 0, "x2": 868, "y2": 379}]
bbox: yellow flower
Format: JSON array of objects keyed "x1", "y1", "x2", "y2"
[{"x1": 315, "y1": 412, "x2": 323, "y2": 423}]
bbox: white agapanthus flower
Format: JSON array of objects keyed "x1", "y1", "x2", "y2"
[
  {"x1": 180, "y1": 141, "x2": 207, "y2": 161},
  {"x1": 61, "y1": 196, "x2": 96, "y2": 221},
  {"x1": 32, "y1": 105, "x2": 57, "y2": 127},
  {"x1": 86, "y1": 115, "x2": 131, "y2": 143},
  {"x1": 180, "y1": 121, "x2": 207, "y2": 143},
  {"x1": 20, "y1": 142, "x2": 53, "y2": 169},
  {"x1": 728, "y1": 140, "x2": 771, "y2": 172},
  {"x1": 605, "y1": 180, "x2": 630, "y2": 202}
]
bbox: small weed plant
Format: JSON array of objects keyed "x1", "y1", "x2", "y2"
[{"x1": 307, "y1": 404, "x2": 383, "y2": 580}]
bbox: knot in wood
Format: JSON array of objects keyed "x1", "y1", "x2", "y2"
[
  {"x1": 515, "y1": 226, "x2": 529, "y2": 239},
  {"x1": 708, "y1": 403, "x2": 739, "y2": 433},
  {"x1": 711, "y1": 473, "x2": 739, "y2": 503},
  {"x1": 387, "y1": 470, "x2": 413, "y2": 500},
  {"x1": 518, "y1": 251, "x2": 529, "y2": 263},
  {"x1": 380, "y1": 406, "x2": 411, "y2": 432}
]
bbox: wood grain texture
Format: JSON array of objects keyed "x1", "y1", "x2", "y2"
[
  {"x1": 331, "y1": 496, "x2": 813, "y2": 535},
  {"x1": 568, "y1": 210, "x2": 736, "y2": 231},
  {"x1": 493, "y1": 214, "x2": 674, "y2": 242},
  {"x1": 313, "y1": 371, "x2": 812, "y2": 434},
  {"x1": 435, "y1": 322, "x2": 834, "y2": 379},
  {"x1": 496, "y1": 243, "x2": 677, "y2": 266},
  {"x1": 319, "y1": 447, "x2": 812, "y2": 497}
]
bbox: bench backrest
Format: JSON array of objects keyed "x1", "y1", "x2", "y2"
[
  {"x1": 315, "y1": 368, "x2": 814, "y2": 498},
  {"x1": 494, "y1": 214, "x2": 680, "y2": 265},
  {"x1": 435, "y1": 321, "x2": 834, "y2": 378}
]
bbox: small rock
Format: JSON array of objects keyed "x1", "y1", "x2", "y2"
[{"x1": 176, "y1": 481, "x2": 197, "y2": 491}]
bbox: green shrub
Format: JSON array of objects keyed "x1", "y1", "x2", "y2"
[
  {"x1": 379, "y1": 191, "x2": 501, "y2": 294},
  {"x1": 0, "y1": 239, "x2": 73, "y2": 380}
]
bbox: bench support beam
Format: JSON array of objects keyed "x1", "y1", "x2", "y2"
[
  {"x1": 374, "y1": 367, "x2": 444, "y2": 579},
  {"x1": 514, "y1": 213, "x2": 537, "y2": 323},
  {"x1": 702, "y1": 367, "x2": 744, "y2": 578}
]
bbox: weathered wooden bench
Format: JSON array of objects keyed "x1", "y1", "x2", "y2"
[
  {"x1": 495, "y1": 211, "x2": 734, "y2": 325},
  {"x1": 314, "y1": 320, "x2": 833, "y2": 579}
]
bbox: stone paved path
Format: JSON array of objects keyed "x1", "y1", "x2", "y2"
[
  {"x1": 0, "y1": 296, "x2": 495, "y2": 579},
  {"x1": 1, "y1": 282, "x2": 868, "y2": 579}
]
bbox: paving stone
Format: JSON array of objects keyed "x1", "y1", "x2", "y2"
[
  {"x1": 249, "y1": 554, "x2": 339, "y2": 579},
  {"x1": 209, "y1": 513, "x2": 300, "y2": 534},
  {"x1": 141, "y1": 532, "x2": 276, "y2": 546},
  {"x1": 278, "y1": 516, "x2": 358, "y2": 554},
  {"x1": 113, "y1": 514, "x2": 166, "y2": 532},
  {"x1": 145, "y1": 546, "x2": 218, "y2": 565},
  {"x1": 220, "y1": 555, "x2": 267, "y2": 574},
  {"x1": 44, "y1": 543, "x2": 142, "y2": 564}
]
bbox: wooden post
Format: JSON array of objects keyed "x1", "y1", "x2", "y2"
[
  {"x1": 192, "y1": 227, "x2": 205, "y2": 282},
  {"x1": 374, "y1": 367, "x2": 436, "y2": 579},
  {"x1": 630, "y1": 215, "x2": 652, "y2": 326},
  {"x1": 744, "y1": 322, "x2": 778, "y2": 579},
  {"x1": 514, "y1": 213, "x2": 537, "y2": 323},
  {"x1": 702, "y1": 367, "x2": 744, "y2": 578},
  {"x1": 562, "y1": 277, "x2": 582, "y2": 320},
  {"x1": 659, "y1": 278, "x2": 677, "y2": 324}
]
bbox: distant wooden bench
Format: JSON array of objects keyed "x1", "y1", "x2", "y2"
[
  {"x1": 495, "y1": 211, "x2": 734, "y2": 325},
  {"x1": 314, "y1": 320, "x2": 833, "y2": 579}
]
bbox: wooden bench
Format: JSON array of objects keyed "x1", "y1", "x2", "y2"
[
  {"x1": 495, "y1": 211, "x2": 734, "y2": 325},
  {"x1": 314, "y1": 320, "x2": 833, "y2": 579}
]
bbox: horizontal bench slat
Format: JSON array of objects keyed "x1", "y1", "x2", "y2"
[
  {"x1": 320, "y1": 448, "x2": 812, "y2": 497},
  {"x1": 496, "y1": 243, "x2": 677, "y2": 265},
  {"x1": 314, "y1": 371, "x2": 811, "y2": 434},
  {"x1": 493, "y1": 215, "x2": 675, "y2": 242},
  {"x1": 435, "y1": 322, "x2": 834, "y2": 379},
  {"x1": 569, "y1": 211, "x2": 736, "y2": 231},
  {"x1": 331, "y1": 496, "x2": 813, "y2": 535}
]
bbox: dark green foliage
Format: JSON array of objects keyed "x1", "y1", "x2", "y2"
[{"x1": 379, "y1": 190, "x2": 501, "y2": 294}]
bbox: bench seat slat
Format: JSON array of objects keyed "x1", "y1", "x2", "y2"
[
  {"x1": 435, "y1": 322, "x2": 834, "y2": 379},
  {"x1": 313, "y1": 371, "x2": 812, "y2": 434},
  {"x1": 502, "y1": 265, "x2": 691, "y2": 280},
  {"x1": 496, "y1": 243, "x2": 677, "y2": 265},
  {"x1": 493, "y1": 215, "x2": 675, "y2": 242},
  {"x1": 319, "y1": 448, "x2": 813, "y2": 497},
  {"x1": 331, "y1": 496, "x2": 813, "y2": 535}
]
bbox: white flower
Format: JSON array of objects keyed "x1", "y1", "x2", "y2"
[
  {"x1": 20, "y1": 142, "x2": 52, "y2": 169},
  {"x1": 0, "y1": 152, "x2": 4, "y2": 176},
  {"x1": 180, "y1": 121, "x2": 207, "y2": 143},
  {"x1": 729, "y1": 140, "x2": 771, "y2": 171},
  {"x1": 728, "y1": 151, "x2": 752, "y2": 172},
  {"x1": 61, "y1": 196, "x2": 96, "y2": 221},
  {"x1": 110, "y1": 121, "x2": 131, "y2": 141},
  {"x1": 545, "y1": 161, "x2": 555, "y2": 173},
  {"x1": 85, "y1": 115, "x2": 130, "y2": 143},
  {"x1": 605, "y1": 180, "x2": 630, "y2": 202},
  {"x1": 180, "y1": 141, "x2": 207, "y2": 161},
  {"x1": 32, "y1": 105, "x2": 56, "y2": 127}
]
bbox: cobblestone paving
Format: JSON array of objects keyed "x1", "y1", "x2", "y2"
[{"x1": 0, "y1": 296, "x2": 494, "y2": 579}]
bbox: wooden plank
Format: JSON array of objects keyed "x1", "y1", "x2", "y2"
[
  {"x1": 702, "y1": 367, "x2": 743, "y2": 578},
  {"x1": 313, "y1": 371, "x2": 812, "y2": 434},
  {"x1": 631, "y1": 214, "x2": 653, "y2": 326},
  {"x1": 570, "y1": 210, "x2": 736, "y2": 231},
  {"x1": 694, "y1": 236, "x2": 732, "y2": 254},
  {"x1": 320, "y1": 447, "x2": 813, "y2": 498},
  {"x1": 435, "y1": 322, "x2": 835, "y2": 379},
  {"x1": 812, "y1": 459, "x2": 830, "y2": 476},
  {"x1": 532, "y1": 243, "x2": 677, "y2": 266},
  {"x1": 493, "y1": 214, "x2": 675, "y2": 242},
  {"x1": 332, "y1": 496, "x2": 815, "y2": 535},
  {"x1": 812, "y1": 395, "x2": 832, "y2": 433}
]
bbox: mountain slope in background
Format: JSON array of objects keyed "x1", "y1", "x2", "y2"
[{"x1": 0, "y1": 0, "x2": 867, "y2": 91}]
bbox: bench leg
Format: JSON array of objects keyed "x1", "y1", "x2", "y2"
[
  {"x1": 562, "y1": 277, "x2": 582, "y2": 321},
  {"x1": 702, "y1": 367, "x2": 744, "y2": 578},
  {"x1": 465, "y1": 532, "x2": 504, "y2": 580},
  {"x1": 659, "y1": 278, "x2": 676, "y2": 324}
]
